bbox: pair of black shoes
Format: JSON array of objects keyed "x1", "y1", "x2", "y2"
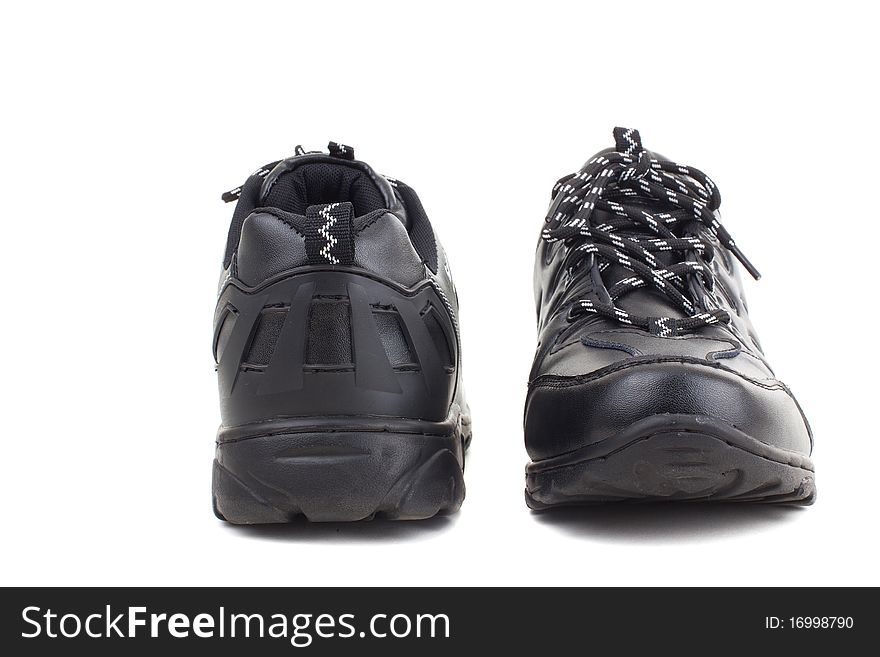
[{"x1": 212, "y1": 128, "x2": 815, "y2": 523}]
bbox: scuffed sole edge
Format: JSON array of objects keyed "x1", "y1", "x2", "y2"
[{"x1": 526, "y1": 416, "x2": 815, "y2": 509}]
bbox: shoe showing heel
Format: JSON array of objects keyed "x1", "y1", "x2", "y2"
[{"x1": 213, "y1": 143, "x2": 469, "y2": 522}]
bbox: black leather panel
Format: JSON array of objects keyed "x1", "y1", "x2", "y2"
[
  {"x1": 354, "y1": 213, "x2": 426, "y2": 287},
  {"x1": 432, "y1": 238, "x2": 458, "y2": 317},
  {"x1": 525, "y1": 359, "x2": 812, "y2": 461},
  {"x1": 537, "y1": 321, "x2": 774, "y2": 381},
  {"x1": 234, "y1": 210, "x2": 426, "y2": 290},
  {"x1": 235, "y1": 212, "x2": 307, "y2": 287}
]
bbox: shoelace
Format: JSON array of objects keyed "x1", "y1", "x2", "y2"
[{"x1": 543, "y1": 127, "x2": 760, "y2": 338}]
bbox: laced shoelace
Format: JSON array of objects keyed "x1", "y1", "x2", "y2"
[{"x1": 542, "y1": 127, "x2": 760, "y2": 338}]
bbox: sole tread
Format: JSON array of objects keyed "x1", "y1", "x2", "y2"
[{"x1": 213, "y1": 423, "x2": 468, "y2": 524}]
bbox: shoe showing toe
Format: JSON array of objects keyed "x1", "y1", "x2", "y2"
[
  {"x1": 213, "y1": 143, "x2": 469, "y2": 522},
  {"x1": 525, "y1": 128, "x2": 815, "y2": 508}
]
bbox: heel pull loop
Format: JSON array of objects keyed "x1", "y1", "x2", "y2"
[{"x1": 305, "y1": 202, "x2": 355, "y2": 266}]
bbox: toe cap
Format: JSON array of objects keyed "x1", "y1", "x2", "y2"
[{"x1": 524, "y1": 358, "x2": 812, "y2": 461}]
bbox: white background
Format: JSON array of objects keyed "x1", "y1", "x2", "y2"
[{"x1": 2, "y1": 1, "x2": 878, "y2": 587}]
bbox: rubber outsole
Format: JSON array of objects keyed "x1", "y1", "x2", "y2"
[
  {"x1": 525, "y1": 414, "x2": 815, "y2": 509},
  {"x1": 213, "y1": 415, "x2": 469, "y2": 523}
]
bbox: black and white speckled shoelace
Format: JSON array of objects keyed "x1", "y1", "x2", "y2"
[{"x1": 543, "y1": 127, "x2": 760, "y2": 338}]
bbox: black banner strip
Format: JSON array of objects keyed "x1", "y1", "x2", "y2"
[{"x1": 1, "y1": 587, "x2": 872, "y2": 654}]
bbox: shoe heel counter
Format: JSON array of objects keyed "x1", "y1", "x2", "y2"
[
  {"x1": 214, "y1": 269, "x2": 458, "y2": 427},
  {"x1": 233, "y1": 207, "x2": 426, "y2": 289}
]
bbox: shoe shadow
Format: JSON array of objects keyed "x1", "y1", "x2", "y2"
[
  {"x1": 220, "y1": 514, "x2": 457, "y2": 544},
  {"x1": 531, "y1": 503, "x2": 806, "y2": 543}
]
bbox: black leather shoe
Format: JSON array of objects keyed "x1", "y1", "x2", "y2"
[
  {"x1": 212, "y1": 143, "x2": 469, "y2": 522},
  {"x1": 525, "y1": 128, "x2": 815, "y2": 507}
]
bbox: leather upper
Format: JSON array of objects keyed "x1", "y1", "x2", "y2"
[
  {"x1": 215, "y1": 148, "x2": 466, "y2": 428},
  {"x1": 526, "y1": 151, "x2": 812, "y2": 461}
]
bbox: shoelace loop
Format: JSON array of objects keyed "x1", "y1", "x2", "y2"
[{"x1": 543, "y1": 127, "x2": 759, "y2": 337}]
